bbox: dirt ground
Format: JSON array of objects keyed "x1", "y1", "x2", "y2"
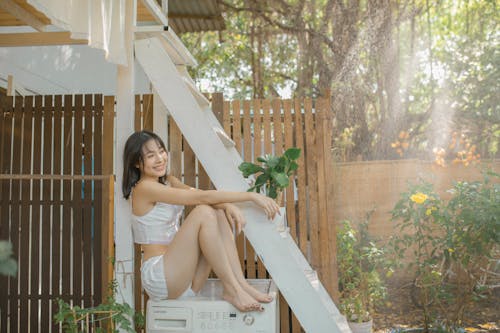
[{"x1": 372, "y1": 278, "x2": 500, "y2": 333}]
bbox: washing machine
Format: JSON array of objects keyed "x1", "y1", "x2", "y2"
[{"x1": 146, "y1": 279, "x2": 279, "y2": 333}]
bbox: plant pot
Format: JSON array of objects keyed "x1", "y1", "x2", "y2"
[{"x1": 348, "y1": 319, "x2": 373, "y2": 333}]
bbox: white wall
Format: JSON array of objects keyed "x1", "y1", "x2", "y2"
[{"x1": 0, "y1": 45, "x2": 150, "y2": 95}]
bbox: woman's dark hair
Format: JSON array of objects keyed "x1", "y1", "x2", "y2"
[{"x1": 122, "y1": 130, "x2": 168, "y2": 199}]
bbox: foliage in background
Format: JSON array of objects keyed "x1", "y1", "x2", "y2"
[
  {"x1": 54, "y1": 280, "x2": 144, "y2": 333},
  {"x1": 0, "y1": 240, "x2": 17, "y2": 277},
  {"x1": 181, "y1": 0, "x2": 498, "y2": 161},
  {"x1": 239, "y1": 147, "x2": 300, "y2": 200},
  {"x1": 337, "y1": 219, "x2": 388, "y2": 323},
  {"x1": 389, "y1": 171, "x2": 499, "y2": 332}
]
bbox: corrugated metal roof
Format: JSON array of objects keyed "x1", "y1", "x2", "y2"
[
  {"x1": 168, "y1": 0, "x2": 225, "y2": 34},
  {"x1": 0, "y1": 0, "x2": 226, "y2": 34}
]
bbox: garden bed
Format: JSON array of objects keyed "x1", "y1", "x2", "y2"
[{"x1": 373, "y1": 278, "x2": 499, "y2": 333}]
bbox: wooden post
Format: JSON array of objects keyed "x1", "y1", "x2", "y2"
[
  {"x1": 102, "y1": 96, "x2": 115, "y2": 301},
  {"x1": 102, "y1": 176, "x2": 115, "y2": 299},
  {"x1": 319, "y1": 90, "x2": 339, "y2": 301},
  {"x1": 211, "y1": 92, "x2": 224, "y2": 125}
]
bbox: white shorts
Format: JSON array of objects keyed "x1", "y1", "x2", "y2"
[{"x1": 141, "y1": 255, "x2": 196, "y2": 300}]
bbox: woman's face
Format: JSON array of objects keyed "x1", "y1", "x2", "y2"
[{"x1": 137, "y1": 139, "x2": 168, "y2": 180}]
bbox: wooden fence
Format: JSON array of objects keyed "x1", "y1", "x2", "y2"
[
  {"x1": 0, "y1": 94, "x2": 114, "y2": 333},
  {"x1": 133, "y1": 93, "x2": 337, "y2": 333}
]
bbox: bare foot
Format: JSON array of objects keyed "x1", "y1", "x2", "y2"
[
  {"x1": 222, "y1": 286, "x2": 264, "y2": 312},
  {"x1": 241, "y1": 281, "x2": 273, "y2": 303}
]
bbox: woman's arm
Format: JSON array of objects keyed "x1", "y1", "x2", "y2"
[{"x1": 135, "y1": 179, "x2": 279, "y2": 219}]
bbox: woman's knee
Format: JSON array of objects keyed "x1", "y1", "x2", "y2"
[{"x1": 190, "y1": 205, "x2": 218, "y2": 223}]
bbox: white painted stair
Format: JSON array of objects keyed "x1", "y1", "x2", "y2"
[{"x1": 134, "y1": 36, "x2": 350, "y2": 333}]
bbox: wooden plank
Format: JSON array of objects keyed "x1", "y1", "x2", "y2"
[
  {"x1": 294, "y1": 100, "x2": 308, "y2": 256},
  {"x1": 73, "y1": 94, "x2": 84, "y2": 305},
  {"x1": 222, "y1": 101, "x2": 231, "y2": 135},
  {"x1": 0, "y1": 0, "x2": 49, "y2": 32},
  {"x1": 0, "y1": 96, "x2": 11, "y2": 333},
  {"x1": 242, "y1": 100, "x2": 257, "y2": 279},
  {"x1": 291, "y1": 99, "x2": 305, "y2": 333},
  {"x1": 102, "y1": 176, "x2": 115, "y2": 303},
  {"x1": 51, "y1": 95, "x2": 63, "y2": 332},
  {"x1": 93, "y1": 95, "x2": 104, "y2": 305},
  {"x1": 279, "y1": 294, "x2": 290, "y2": 333},
  {"x1": 103, "y1": 96, "x2": 115, "y2": 175},
  {"x1": 40, "y1": 95, "x2": 53, "y2": 332},
  {"x1": 19, "y1": 96, "x2": 32, "y2": 333},
  {"x1": 61, "y1": 95, "x2": 73, "y2": 302},
  {"x1": 183, "y1": 138, "x2": 196, "y2": 215},
  {"x1": 282, "y1": 100, "x2": 298, "y2": 242},
  {"x1": 321, "y1": 93, "x2": 339, "y2": 301},
  {"x1": 211, "y1": 92, "x2": 224, "y2": 125},
  {"x1": 135, "y1": 95, "x2": 142, "y2": 132},
  {"x1": 304, "y1": 98, "x2": 320, "y2": 269},
  {"x1": 272, "y1": 99, "x2": 284, "y2": 157},
  {"x1": 198, "y1": 162, "x2": 211, "y2": 190},
  {"x1": 82, "y1": 95, "x2": 93, "y2": 307},
  {"x1": 9, "y1": 96, "x2": 23, "y2": 333},
  {"x1": 143, "y1": 94, "x2": 154, "y2": 130},
  {"x1": 232, "y1": 100, "x2": 242, "y2": 154},
  {"x1": 315, "y1": 96, "x2": 333, "y2": 299},
  {"x1": 168, "y1": 120, "x2": 182, "y2": 179},
  {"x1": 0, "y1": 32, "x2": 87, "y2": 47},
  {"x1": 253, "y1": 99, "x2": 267, "y2": 279}
]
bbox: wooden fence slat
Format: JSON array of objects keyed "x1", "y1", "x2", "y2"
[
  {"x1": 143, "y1": 94, "x2": 153, "y2": 130},
  {"x1": 135, "y1": 95, "x2": 142, "y2": 132},
  {"x1": 169, "y1": 120, "x2": 182, "y2": 180},
  {"x1": 73, "y1": 94, "x2": 84, "y2": 306},
  {"x1": 9, "y1": 96, "x2": 23, "y2": 333},
  {"x1": 315, "y1": 97, "x2": 333, "y2": 298},
  {"x1": 183, "y1": 139, "x2": 196, "y2": 216},
  {"x1": 93, "y1": 94, "x2": 104, "y2": 304},
  {"x1": 19, "y1": 96, "x2": 32, "y2": 333},
  {"x1": 293, "y1": 99, "x2": 308, "y2": 256},
  {"x1": 62, "y1": 95, "x2": 73, "y2": 302},
  {"x1": 40, "y1": 95, "x2": 54, "y2": 332},
  {"x1": 272, "y1": 99, "x2": 284, "y2": 156},
  {"x1": 252, "y1": 99, "x2": 267, "y2": 279},
  {"x1": 304, "y1": 98, "x2": 320, "y2": 269},
  {"x1": 282, "y1": 100, "x2": 298, "y2": 243},
  {"x1": 0, "y1": 96, "x2": 12, "y2": 333},
  {"x1": 51, "y1": 95, "x2": 63, "y2": 332},
  {"x1": 83, "y1": 94, "x2": 93, "y2": 308}
]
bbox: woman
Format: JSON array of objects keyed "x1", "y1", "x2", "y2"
[{"x1": 122, "y1": 130, "x2": 280, "y2": 312}]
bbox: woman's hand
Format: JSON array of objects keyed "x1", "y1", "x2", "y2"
[
  {"x1": 252, "y1": 193, "x2": 281, "y2": 220},
  {"x1": 223, "y1": 203, "x2": 246, "y2": 235}
]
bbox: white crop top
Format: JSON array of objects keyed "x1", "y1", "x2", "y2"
[{"x1": 131, "y1": 201, "x2": 184, "y2": 245}]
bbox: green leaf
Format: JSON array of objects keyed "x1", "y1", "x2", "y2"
[
  {"x1": 238, "y1": 162, "x2": 263, "y2": 177},
  {"x1": 284, "y1": 147, "x2": 301, "y2": 160},
  {"x1": 271, "y1": 171, "x2": 289, "y2": 187},
  {"x1": 266, "y1": 156, "x2": 280, "y2": 168}
]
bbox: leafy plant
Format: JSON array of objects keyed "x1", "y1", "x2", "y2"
[
  {"x1": 54, "y1": 280, "x2": 144, "y2": 333},
  {"x1": 337, "y1": 219, "x2": 388, "y2": 323},
  {"x1": 389, "y1": 171, "x2": 499, "y2": 331},
  {"x1": 238, "y1": 147, "x2": 300, "y2": 200},
  {"x1": 0, "y1": 240, "x2": 17, "y2": 277}
]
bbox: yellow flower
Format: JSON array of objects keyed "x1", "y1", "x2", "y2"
[
  {"x1": 426, "y1": 209, "x2": 432, "y2": 216},
  {"x1": 448, "y1": 248, "x2": 455, "y2": 253},
  {"x1": 410, "y1": 192, "x2": 428, "y2": 204}
]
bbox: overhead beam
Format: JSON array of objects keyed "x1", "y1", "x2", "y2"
[
  {"x1": 139, "y1": 0, "x2": 168, "y2": 26},
  {"x1": 0, "y1": 0, "x2": 48, "y2": 32},
  {"x1": 0, "y1": 32, "x2": 87, "y2": 47}
]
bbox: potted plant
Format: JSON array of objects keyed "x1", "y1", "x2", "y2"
[
  {"x1": 238, "y1": 147, "x2": 301, "y2": 206},
  {"x1": 337, "y1": 219, "x2": 388, "y2": 333},
  {"x1": 54, "y1": 279, "x2": 144, "y2": 333}
]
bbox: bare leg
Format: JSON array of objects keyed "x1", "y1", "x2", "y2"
[
  {"x1": 215, "y1": 209, "x2": 273, "y2": 303},
  {"x1": 162, "y1": 205, "x2": 263, "y2": 312}
]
